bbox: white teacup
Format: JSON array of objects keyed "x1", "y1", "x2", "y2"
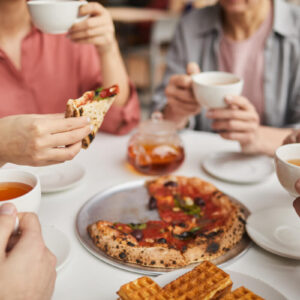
[
  {"x1": 0, "y1": 170, "x2": 41, "y2": 213},
  {"x1": 275, "y1": 143, "x2": 300, "y2": 197},
  {"x1": 192, "y1": 71, "x2": 244, "y2": 108},
  {"x1": 27, "y1": 0, "x2": 88, "y2": 34}
]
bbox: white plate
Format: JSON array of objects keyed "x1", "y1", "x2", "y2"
[
  {"x1": 202, "y1": 151, "x2": 274, "y2": 184},
  {"x1": 155, "y1": 269, "x2": 286, "y2": 299},
  {"x1": 246, "y1": 205, "x2": 300, "y2": 260},
  {"x1": 21, "y1": 162, "x2": 85, "y2": 193},
  {"x1": 42, "y1": 225, "x2": 71, "y2": 272}
]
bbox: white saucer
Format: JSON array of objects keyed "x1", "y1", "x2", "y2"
[
  {"x1": 25, "y1": 162, "x2": 85, "y2": 193},
  {"x1": 42, "y1": 226, "x2": 71, "y2": 272},
  {"x1": 156, "y1": 269, "x2": 285, "y2": 299},
  {"x1": 202, "y1": 151, "x2": 274, "y2": 184},
  {"x1": 246, "y1": 205, "x2": 300, "y2": 260}
]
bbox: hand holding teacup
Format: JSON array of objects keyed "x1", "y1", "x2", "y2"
[
  {"x1": 68, "y1": 2, "x2": 116, "y2": 54},
  {"x1": 164, "y1": 62, "x2": 201, "y2": 129}
]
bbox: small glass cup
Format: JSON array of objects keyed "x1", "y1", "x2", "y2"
[{"x1": 127, "y1": 112, "x2": 185, "y2": 175}]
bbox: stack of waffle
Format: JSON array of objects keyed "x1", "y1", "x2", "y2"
[{"x1": 117, "y1": 261, "x2": 264, "y2": 300}]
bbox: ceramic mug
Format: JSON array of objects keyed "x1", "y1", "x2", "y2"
[
  {"x1": 275, "y1": 143, "x2": 300, "y2": 197},
  {"x1": 27, "y1": 0, "x2": 88, "y2": 34},
  {"x1": 0, "y1": 169, "x2": 41, "y2": 213},
  {"x1": 192, "y1": 71, "x2": 244, "y2": 108}
]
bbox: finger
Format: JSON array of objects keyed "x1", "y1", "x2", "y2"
[
  {"x1": 11, "y1": 213, "x2": 42, "y2": 252},
  {"x1": 186, "y1": 62, "x2": 201, "y2": 75},
  {"x1": 79, "y1": 2, "x2": 104, "y2": 17},
  {"x1": 295, "y1": 179, "x2": 300, "y2": 195},
  {"x1": 69, "y1": 16, "x2": 107, "y2": 33},
  {"x1": 206, "y1": 108, "x2": 259, "y2": 122},
  {"x1": 46, "y1": 141, "x2": 82, "y2": 162},
  {"x1": 44, "y1": 117, "x2": 90, "y2": 134},
  {"x1": 293, "y1": 198, "x2": 300, "y2": 217},
  {"x1": 49, "y1": 125, "x2": 91, "y2": 147},
  {"x1": 165, "y1": 84, "x2": 195, "y2": 104},
  {"x1": 169, "y1": 74, "x2": 193, "y2": 89},
  {"x1": 212, "y1": 120, "x2": 257, "y2": 132},
  {"x1": 72, "y1": 36, "x2": 108, "y2": 46},
  {"x1": 225, "y1": 95, "x2": 256, "y2": 111},
  {"x1": 69, "y1": 25, "x2": 113, "y2": 41},
  {"x1": 219, "y1": 131, "x2": 252, "y2": 143},
  {"x1": 0, "y1": 204, "x2": 17, "y2": 255}
]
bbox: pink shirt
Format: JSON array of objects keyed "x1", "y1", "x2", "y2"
[
  {"x1": 218, "y1": 12, "x2": 273, "y2": 121},
  {"x1": 0, "y1": 27, "x2": 140, "y2": 135}
]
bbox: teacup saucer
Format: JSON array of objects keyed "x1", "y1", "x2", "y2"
[
  {"x1": 42, "y1": 225, "x2": 71, "y2": 272},
  {"x1": 202, "y1": 151, "x2": 274, "y2": 184},
  {"x1": 246, "y1": 205, "x2": 300, "y2": 260}
]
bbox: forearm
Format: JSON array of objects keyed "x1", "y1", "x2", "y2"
[
  {"x1": 258, "y1": 126, "x2": 293, "y2": 156},
  {"x1": 97, "y1": 41, "x2": 130, "y2": 107}
]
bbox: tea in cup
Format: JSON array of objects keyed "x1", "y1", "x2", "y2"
[
  {"x1": 27, "y1": 0, "x2": 88, "y2": 34},
  {"x1": 275, "y1": 143, "x2": 300, "y2": 197},
  {"x1": 192, "y1": 71, "x2": 243, "y2": 108},
  {"x1": 0, "y1": 170, "x2": 41, "y2": 213}
]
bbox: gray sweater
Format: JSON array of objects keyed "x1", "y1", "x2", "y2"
[{"x1": 153, "y1": 0, "x2": 300, "y2": 131}]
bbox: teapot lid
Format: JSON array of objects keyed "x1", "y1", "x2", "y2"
[{"x1": 138, "y1": 112, "x2": 177, "y2": 135}]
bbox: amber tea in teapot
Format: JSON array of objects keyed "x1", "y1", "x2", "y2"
[{"x1": 127, "y1": 113, "x2": 185, "y2": 175}]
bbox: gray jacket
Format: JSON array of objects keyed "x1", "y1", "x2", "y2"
[{"x1": 153, "y1": 0, "x2": 300, "y2": 131}]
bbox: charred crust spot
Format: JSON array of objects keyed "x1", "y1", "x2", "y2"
[
  {"x1": 116, "y1": 245, "x2": 119, "y2": 249},
  {"x1": 206, "y1": 242, "x2": 220, "y2": 254},
  {"x1": 150, "y1": 260, "x2": 156, "y2": 265},
  {"x1": 96, "y1": 235, "x2": 99, "y2": 239},
  {"x1": 136, "y1": 259, "x2": 142, "y2": 264},
  {"x1": 127, "y1": 242, "x2": 135, "y2": 247},
  {"x1": 157, "y1": 238, "x2": 167, "y2": 244},
  {"x1": 119, "y1": 252, "x2": 126, "y2": 259},
  {"x1": 104, "y1": 244, "x2": 108, "y2": 252},
  {"x1": 165, "y1": 264, "x2": 169, "y2": 267},
  {"x1": 79, "y1": 107, "x2": 84, "y2": 115},
  {"x1": 182, "y1": 245, "x2": 187, "y2": 252},
  {"x1": 88, "y1": 133, "x2": 95, "y2": 143},
  {"x1": 172, "y1": 260, "x2": 176, "y2": 265},
  {"x1": 238, "y1": 216, "x2": 246, "y2": 225},
  {"x1": 164, "y1": 181, "x2": 178, "y2": 187},
  {"x1": 178, "y1": 222, "x2": 187, "y2": 228},
  {"x1": 160, "y1": 260, "x2": 164, "y2": 264}
]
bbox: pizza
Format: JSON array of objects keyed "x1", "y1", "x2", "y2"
[
  {"x1": 65, "y1": 84, "x2": 119, "y2": 148},
  {"x1": 88, "y1": 175, "x2": 246, "y2": 268}
]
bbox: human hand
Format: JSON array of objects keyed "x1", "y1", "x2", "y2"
[
  {"x1": 0, "y1": 114, "x2": 91, "y2": 166},
  {"x1": 68, "y1": 2, "x2": 116, "y2": 54},
  {"x1": 206, "y1": 95, "x2": 261, "y2": 154},
  {"x1": 283, "y1": 130, "x2": 300, "y2": 145},
  {"x1": 0, "y1": 203, "x2": 56, "y2": 300},
  {"x1": 164, "y1": 62, "x2": 201, "y2": 128}
]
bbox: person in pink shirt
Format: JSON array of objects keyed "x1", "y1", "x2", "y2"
[{"x1": 0, "y1": 0, "x2": 140, "y2": 167}]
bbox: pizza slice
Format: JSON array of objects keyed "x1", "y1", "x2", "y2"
[{"x1": 65, "y1": 84, "x2": 119, "y2": 148}]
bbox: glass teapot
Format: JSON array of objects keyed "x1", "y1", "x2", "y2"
[{"x1": 127, "y1": 112, "x2": 185, "y2": 175}]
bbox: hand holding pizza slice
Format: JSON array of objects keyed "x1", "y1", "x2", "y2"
[{"x1": 65, "y1": 84, "x2": 119, "y2": 148}]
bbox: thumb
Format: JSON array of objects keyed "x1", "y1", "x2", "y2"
[
  {"x1": 0, "y1": 203, "x2": 17, "y2": 255},
  {"x1": 186, "y1": 62, "x2": 201, "y2": 75}
]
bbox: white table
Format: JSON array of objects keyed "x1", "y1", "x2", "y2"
[{"x1": 39, "y1": 131, "x2": 300, "y2": 300}]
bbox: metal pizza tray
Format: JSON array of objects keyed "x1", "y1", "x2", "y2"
[{"x1": 76, "y1": 180, "x2": 251, "y2": 276}]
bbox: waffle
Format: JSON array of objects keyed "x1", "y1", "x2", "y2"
[
  {"x1": 162, "y1": 261, "x2": 232, "y2": 300},
  {"x1": 220, "y1": 286, "x2": 264, "y2": 300},
  {"x1": 117, "y1": 276, "x2": 162, "y2": 300}
]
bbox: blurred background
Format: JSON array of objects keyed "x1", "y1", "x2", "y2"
[{"x1": 96, "y1": 0, "x2": 300, "y2": 117}]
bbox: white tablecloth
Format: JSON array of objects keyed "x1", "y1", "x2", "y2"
[{"x1": 38, "y1": 131, "x2": 300, "y2": 300}]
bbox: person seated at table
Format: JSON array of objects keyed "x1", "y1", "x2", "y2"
[
  {"x1": 153, "y1": 0, "x2": 300, "y2": 156},
  {"x1": 0, "y1": 114, "x2": 91, "y2": 167},
  {"x1": 0, "y1": 203, "x2": 56, "y2": 300},
  {"x1": 0, "y1": 0, "x2": 140, "y2": 135}
]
